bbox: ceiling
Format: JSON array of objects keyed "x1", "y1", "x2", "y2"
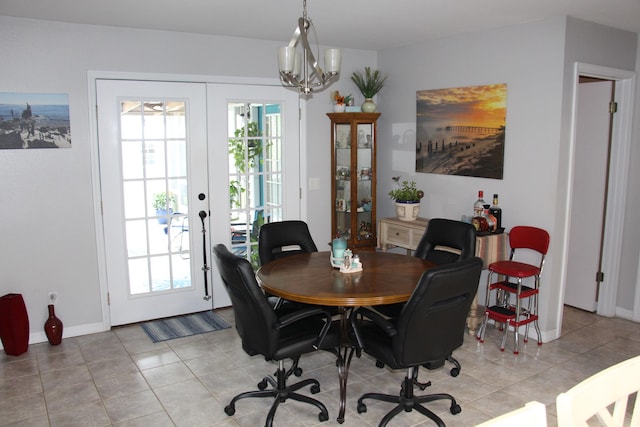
[{"x1": 1, "y1": 0, "x2": 639, "y2": 50}]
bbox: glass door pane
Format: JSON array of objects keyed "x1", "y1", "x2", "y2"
[
  {"x1": 120, "y1": 100, "x2": 192, "y2": 294},
  {"x1": 356, "y1": 123, "x2": 374, "y2": 240},
  {"x1": 227, "y1": 102, "x2": 284, "y2": 269},
  {"x1": 335, "y1": 123, "x2": 351, "y2": 238}
]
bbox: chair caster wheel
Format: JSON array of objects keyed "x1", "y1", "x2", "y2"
[
  {"x1": 293, "y1": 367, "x2": 303, "y2": 376},
  {"x1": 450, "y1": 367, "x2": 460, "y2": 377},
  {"x1": 258, "y1": 379, "x2": 269, "y2": 390},
  {"x1": 224, "y1": 405, "x2": 235, "y2": 416},
  {"x1": 357, "y1": 402, "x2": 367, "y2": 414},
  {"x1": 318, "y1": 412, "x2": 329, "y2": 422},
  {"x1": 310, "y1": 384, "x2": 320, "y2": 394},
  {"x1": 375, "y1": 361, "x2": 384, "y2": 368},
  {"x1": 450, "y1": 404, "x2": 462, "y2": 415}
]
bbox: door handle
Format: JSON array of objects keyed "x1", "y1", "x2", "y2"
[{"x1": 199, "y1": 210, "x2": 212, "y2": 301}]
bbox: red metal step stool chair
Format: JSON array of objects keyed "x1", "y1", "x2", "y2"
[{"x1": 476, "y1": 226, "x2": 550, "y2": 354}]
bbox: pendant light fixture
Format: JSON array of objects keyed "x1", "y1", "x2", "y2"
[{"x1": 278, "y1": 0, "x2": 341, "y2": 94}]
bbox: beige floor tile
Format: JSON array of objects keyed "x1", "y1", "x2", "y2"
[
  {"x1": 0, "y1": 374, "x2": 42, "y2": 400},
  {"x1": 103, "y1": 390, "x2": 164, "y2": 424},
  {"x1": 130, "y1": 347, "x2": 181, "y2": 370},
  {"x1": 140, "y1": 361, "x2": 195, "y2": 388},
  {"x1": 44, "y1": 379, "x2": 101, "y2": 413},
  {"x1": 112, "y1": 411, "x2": 175, "y2": 427},
  {"x1": 153, "y1": 378, "x2": 213, "y2": 412},
  {"x1": 48, "y1": 400, "x2": 110, "y2": 427},
  {"x1": 0, "y1": 393, "x2": 47, "y2": 426},
  {"x1": 93, "y1": 371, "x2": 150, "y2": 400}
]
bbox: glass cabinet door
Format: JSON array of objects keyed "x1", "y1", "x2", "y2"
[
  {"x1": 334, "y1": 123, "x2": 351, "y2": 238},
  {"x1": 355, "y1": 123, "x2": 374, "y2": 240}
]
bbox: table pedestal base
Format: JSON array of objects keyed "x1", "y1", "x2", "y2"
[{"x1": 333, "y1": 307, "x2": 357, "y2": 424}]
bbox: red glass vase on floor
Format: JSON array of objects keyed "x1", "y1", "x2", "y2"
[
  {"x1": 0, "y1": 293, "x2": 30, "y2": 356},
  {"x1": 44, "y1": 304, "x2": 63, "y2": 345}
]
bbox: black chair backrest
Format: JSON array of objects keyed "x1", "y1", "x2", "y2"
[
  {"x1": 414, "y1": 218, "x2": 476, "y2": 265},
  {"x1": 213, "y1": 244, "x2": 278, "y2": 357},
  {"x1": 395, "y1": 257, "x2": 483, "y2": 366},
  {"x1": 258, "y1": 220, "x2": 318, "y2": 265}
]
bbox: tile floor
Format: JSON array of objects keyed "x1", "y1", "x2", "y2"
[{"x1": 1, "y1": 306, "x2": 639, "y2": 427}]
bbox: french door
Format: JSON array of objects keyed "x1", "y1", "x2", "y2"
[
  {"x1": 96, "y1": 79, "x2": 300, "y2": 325},
  {"x1": 97, "y1": 80, "x2": 212, "y2": 325},
  {"x1": 207, "y1": 84, "x2": 300, "y2": 299}
]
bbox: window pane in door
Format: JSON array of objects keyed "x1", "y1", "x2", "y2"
[
  {"x1": 227, "y1": 102, "x2": 284, "y2": 269},
  {"x1": 119, "y1": 99, "x2": 193, "y2": 296}
]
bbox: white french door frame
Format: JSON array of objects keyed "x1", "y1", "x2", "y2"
[{"x1": 88, "y1": 71, "x2": 305, "y2": 329}]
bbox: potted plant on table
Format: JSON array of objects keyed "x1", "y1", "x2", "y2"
[
  {"x1": 351, "y1": 67, "x2": 387, "y2": 113},
  {"x1": 388, "y1": 177, "x2": 424, "y2": 221},
  {"x1": 152, "y1": 191, "x2": 177, "y2": 224}
]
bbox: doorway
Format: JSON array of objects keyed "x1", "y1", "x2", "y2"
[
  {"x1": 95, "y1": 78, "x2": 301, "y2": 326},
  {"x1": 560, "y1": 63, "x2": 636, "y2": 329},
  {"x1": 564, "y1": 78, "x2": 614, "y2": 312}
]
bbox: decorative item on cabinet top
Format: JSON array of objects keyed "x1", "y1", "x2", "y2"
[{"x1": 351, "y1": 67, "x2": 387, "y2": 113}]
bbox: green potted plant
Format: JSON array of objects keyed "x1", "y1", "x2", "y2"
[
  {"x1": 388, "y1": 177, "x2": 424, "y2": 221},
  {"x1": 351, "y1": 67, "x2": 387, "y2": 112},
  {"x1": 152, "y1": 191, "x2": 177, "y2": 224}
]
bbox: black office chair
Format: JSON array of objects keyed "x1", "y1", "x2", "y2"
[
  {"x1": 414, "y1": 218, "x2": 477, "y2": 265},
  {"x1": 351, "y1": 257, "x2": 483, "y2": 427},
  {"x1": 376, "y1": 218, "x2": 477, "y2": 377},
  {"x1": 212, "y1": 244, "x2": 338, "y2": 427},
  {"x1": 258, "y1": 220, "x2": 318, "y2": 264},
  {"x1": 258, "y1": 220, "x2": 325, "y2": 311}
]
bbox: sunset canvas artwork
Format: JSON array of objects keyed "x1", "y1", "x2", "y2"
[{"x1": 416, "y1": 83, "x2": 507, "y2": 179}]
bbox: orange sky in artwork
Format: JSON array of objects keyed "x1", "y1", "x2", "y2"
[{"x1": 417, "y1": 83, "x2": 507, "y2": 129}]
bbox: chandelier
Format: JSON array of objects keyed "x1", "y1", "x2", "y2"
[{"x1": 278, "y1": 0, "x2": 341, "y2": 94}]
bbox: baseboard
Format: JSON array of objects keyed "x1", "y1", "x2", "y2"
[
  {"x1": 615, "y1": 307, "x2": 634, "y2": 321},
  {"x1": 0, "y1": 322, "x2": 108, "y2": 350}
]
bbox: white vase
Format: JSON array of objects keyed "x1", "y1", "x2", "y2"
[
  {"x1": 361, "y1": 98, "x2": 376, "y2": 113},
  {"x1": 395, "y1": 201, "x2": 420, "y2": 221},
  {"x1": 333, "y1": 103, "x2": 346, "y2": 113}
]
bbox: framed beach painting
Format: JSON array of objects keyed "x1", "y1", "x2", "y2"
[
  {"x1": 0, "y1": 92, "x2": 71, "y2": 149},
  {"x1": 415, "y1": 83, "x2": 506, "y2": 179}
]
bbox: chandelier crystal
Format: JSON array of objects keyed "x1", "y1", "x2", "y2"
[{"x1": 278, "y1": 0, "x2": 341, "y2": 94}]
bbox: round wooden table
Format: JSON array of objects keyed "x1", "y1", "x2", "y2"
[
  {"x1": 257, "y1": 251, "x2": 434, "y2": 306},
  {"x1": 257, "y1": 250, "x2": 434, "y2": 423}
]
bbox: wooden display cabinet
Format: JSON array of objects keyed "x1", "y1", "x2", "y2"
[{"x1": 327, "y1": 112, "x2": 380, "y2": 249}]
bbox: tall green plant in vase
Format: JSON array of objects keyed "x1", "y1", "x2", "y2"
[{"x1": 351, "y1": 67, "x2": 387, "y2": 113}]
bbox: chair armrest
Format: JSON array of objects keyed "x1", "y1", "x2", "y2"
[
  {"x1": 277, "y1": 307, "x2": 333, "y2": 350},
  {"x1": 350, "y1": 307, "x2": 397, "y2": 350}
]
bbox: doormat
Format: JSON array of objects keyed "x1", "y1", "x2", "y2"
[{"x1": 140, "y1": 311, "x2": 231, "y2": 342}]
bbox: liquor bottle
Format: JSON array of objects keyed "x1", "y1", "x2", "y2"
[
  {"x1": 489, "y1": 194, "x2": 502, "y2": 230},
  {"x1": 472, "y1": 214, "x2": 489, "y2": 232},
  {"x1": 483, "y1": 204, "x2": 497, "y2": 232},
  {"x1": 473, "y1": 191, "x2": 486, "y2": 217}
]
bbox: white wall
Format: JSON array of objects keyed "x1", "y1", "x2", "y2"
[
  {"x1": 0, "y1": 15, "x2": 375, "y2": 341},
  {"x1": 376, "y1": 17, "x2": 639, "y2": 339}
]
